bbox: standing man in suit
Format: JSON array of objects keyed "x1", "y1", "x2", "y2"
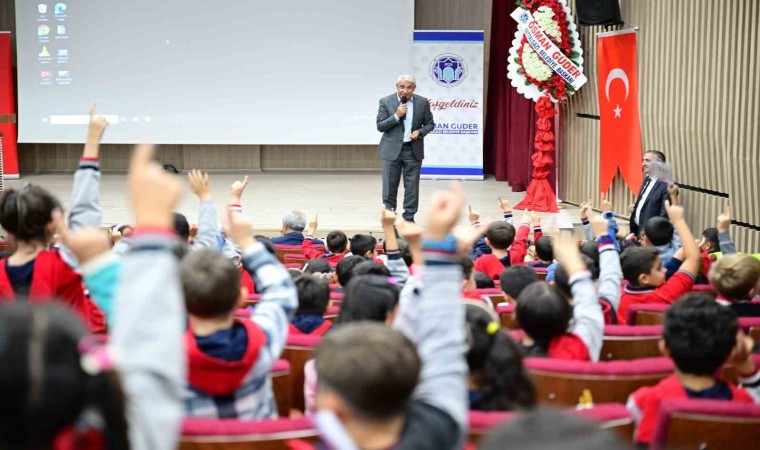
[
  {"x1": 628, "y1": 150, "x2": 671, "y2": 237},
  {"x1": 376, "y1": 75, "x2": 435, "y2": 222}
]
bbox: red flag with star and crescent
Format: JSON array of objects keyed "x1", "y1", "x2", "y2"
[{"x1": 597, "y1": 29, "x2": 642, "y2": 195}]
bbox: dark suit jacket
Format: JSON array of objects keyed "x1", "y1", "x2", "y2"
[
  {"x1": 376, "y1": 93, "x2": 435, "y2": 161},
  {"x1": 629, "y1": 178, "x2": 670, "y2": 236},
  {"x1": 271, "y1": 232, "x2": 323, "y2": 246}
]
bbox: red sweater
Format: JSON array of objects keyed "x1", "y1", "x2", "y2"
[
  {"x1": 547, "y1": 334, "x2": 591, "y2": 361},
  {"x1": 630, "y1": 374, "x2": 754, "y2": 444},
  {"x1": 473, "y1": 224, "x2": 531, "y2": 279},
  {"x1": 302, "y1": 237, "x2": 345, "y2": 263},
  {"x1": 617, "y1": 271, "x2": 694, "y2": 324},
  {"x1": 0, "y1": 251, "x2": 106, "y2": 333}
]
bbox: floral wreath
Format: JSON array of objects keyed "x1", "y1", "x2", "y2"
[{"x1": 507, "y1": 0, "x2": 584, "y2": 103}]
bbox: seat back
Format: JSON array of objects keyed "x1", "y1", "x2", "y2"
[
  {"x1": 650, "y1": 399, "x2": 760, "y2": 450},
  {"x1": 627, "y1": 304, "x2": 669, "y2": 325},
  {"x1": 496, "y1": 303, "x2": 518, "y2": 330},
  {"x1": 600, "y1": 325, "x2": 663, "y2": 361},
  {"x1": 180, "y1": 417, "x2": 318, "y2": 450},
  {"x1": 282, "y1": 253, "x2": 308, "y2": 266},
  {"x1": 525, "y1": 357, "x2": 674, "y2": 406},
  {"x1": 468, "y1": 403, "x2": 634, "y2": 444},
  {"x1": 281, "y1": 335, "x2": 321, "y2": 412},
  {"x1": 271, "y1": 360, "x2": 292, "y2": 417}
]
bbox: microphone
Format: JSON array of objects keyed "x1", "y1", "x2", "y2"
[{"x1": 399, "y1": 96, "x2": 408, "y2": 120}]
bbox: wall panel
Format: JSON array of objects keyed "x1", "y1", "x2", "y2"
[{"x1": 560, "y1": 0, "x2": 760, "y2": 250}]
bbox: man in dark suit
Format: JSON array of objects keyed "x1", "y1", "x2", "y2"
[
  {"x1": 628, "y1": 150, "x2": 670, "y2": 237},
  {"x1": 376, "y1": 75, "x2": 435, "y2": 222}
]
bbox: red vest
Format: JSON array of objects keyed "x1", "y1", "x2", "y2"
[{"x1": 0, "y1": 251, "x2": 106, "y2": 333}]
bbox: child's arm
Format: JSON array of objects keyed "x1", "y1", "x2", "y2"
[
  {"x1": 394, "y1": 184, "x2": 470, "y2": 444},
  {"x1": 382, "y1": 208, "x2": 410, "y2": 286},
  {"x1": 555, "y1": 234, "x2": 605, "y2": 362},
  {"x1": 717, "y1": 207, "x2": 737, "y2": 255},
  {"x1": 188, "y1": 170, "x2": 220, "y2": 250},
  {"x1": 301, "y1": 214, "x2": 324, "y2": 259},
  {"x1": 111, "y1": 144, "x2": 185, "y2": 450},
  {"x1": 60, "y1": 105, "x2": 107, "y2": 269},
  {"x1": 593, "y1": 215, "x2": 623, "y2": 312},
  {"x1": 579, "y1": 201, "x2": 595, "y2": 242},
  {"x1": 667, "y1": 201, "x2": 700, "y2": 276},
  {"x1": 509, "y1": 210, "x2": 532, "y2": 265},
  {"x1": 229, "y1": 209, "x2": 297, "y2": 361}
]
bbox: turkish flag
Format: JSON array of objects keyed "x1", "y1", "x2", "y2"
[{"x1": 597, "y1": 30, "x2": 642, "y2": 195}]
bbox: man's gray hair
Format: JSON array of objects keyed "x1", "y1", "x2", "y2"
[
  {"x1": 283, "y1": 210, "x2": 307, "y2": 232},
  {"x1": 396, "y1": 74, "x2": 416, "y2": 85}
]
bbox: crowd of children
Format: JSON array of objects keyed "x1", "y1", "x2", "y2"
[{"x1": 0, "y1": 108, "x2": 759, "y2": 449}]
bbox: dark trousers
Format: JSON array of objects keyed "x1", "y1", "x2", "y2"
[{"x1": 382, "y1": 143, "x2": 421, "y2": 221}]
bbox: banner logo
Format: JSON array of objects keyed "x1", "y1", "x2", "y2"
[{"x1": 430, "y1": 54, "x2": 467, "y2": 87}]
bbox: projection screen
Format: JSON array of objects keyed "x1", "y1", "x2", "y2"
[{"x1": 16, "y1": 0, "x2": 414, "y2": 144}]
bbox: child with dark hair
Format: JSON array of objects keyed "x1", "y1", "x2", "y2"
[
  {"x1": 532, "y1": 236, "x2": 554, "y2": 268},
  {"x1": 641, "y1": 216, "x2": 683, "y2": 278},
  {"x1": 350, "y1": 234, "x2": 378, "y2": 259},
  {"x1": 460, "y1": 255, "x2": 484, "y2": 302},
  {"x1": 353, "y1": 260, "x2": 392, "y2": 277},
  {"x1": 617, "y1": 202, "x2": 701, "y2": 323},
  {"x1": 290, "y1": 275, "x2": 332, "y2": 336},
  {"x1": 334, "y1": 255, "x2": 365, "y2": 288},
  {"x1": 499, "y1": 265, "x2": 538, "y2": 303},
  {"x1": 475, "y1": 271, "x2": 495, "y2": 289},
  {"x1": 301, "y1": 214, "x2": 349, "y2": 263},
  {"x1": 181, "y1": 207, "x2": 297, "y2": 420},
  {"x1": 473, "y1": 208, "x2": 533, "y2": 280},
  {"x1": 710, "y1": 254, "x2": 760, "y2": 317},
  {"x1": 0, "y1": 109, "x2": 107, "y2": 332},
  {"x1": 465, "y1": 302, "x2": 535, "y2": 411},
  {"x1": 302, "y1": 258, "x2": 332, "y2": 276},
  {"x1": 516, "y1": 216, "x2": 616, "y2": 361},
  {"x1": 700, "y1": 227, "x2": 720, "y2": 254},
  {"x1": 627, "y1": 294, "x2": 760, "y2": 446}
]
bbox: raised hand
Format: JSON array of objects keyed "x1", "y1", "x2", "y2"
[
  {"x1": 308, "y1": 214, "x2": 319, "y2": 235},
  {"x1": 83, "y1": 103, "x2": 109, "y2": 159},
  {"x1": 426, "y1": 182, "x2": 466, "y2": 240},
  {"x1": 381, "y1": 207, "x2": 396, "y2": 229},
  {"x1": 667, "y1": 184, "x2": 680, "y2": 205},
  {"x1": 230, "y1": 175, "x2": 249, "y2": 203},
  {"x1": 580, "y1": 201, "x2": 593, "y2": 219},
  {"x1": 717, "y1": 207, "x2": 731, "y2": 233},
  {"x1": 468, "y1": 205, "x2": 480, "y2": 224},
  {"x1": 397, "y1": 220, "x2": 422, "y2": 245},
  {"x1": 520, "y1": 209, "x2": 532, "y2": 224},
  {"x1": 128, "y1": 144, "x2": 183, "y2": 229},
  {"x1": 188, "y1": 169, "x2": 211, "y2": 201},
  {"x1": 552, "y1": 233, "x2": 586, "y2": 275},
  {"x1": 531, "y1": 212, "x2": 542, "y2": 227},
  {"x1": 497, "y1": 196, "x2": 512, "y2": 212},
  {"x1": 600, "y1": 193, "x2": 613, "y2": 213}
]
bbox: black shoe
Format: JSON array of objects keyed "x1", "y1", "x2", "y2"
[{"x1": 403, "y1": 217, "x2": 415, "y2": 223}]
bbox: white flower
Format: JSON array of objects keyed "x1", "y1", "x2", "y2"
[
  {"x1": 533, "y1": 6, "x2": 561, "y2": 42},
  {"x1": 522, "y1": 43, "x2": 553, "y2": 81}
]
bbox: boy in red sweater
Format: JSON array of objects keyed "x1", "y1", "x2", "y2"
[
  {"x1": 627, "y1": 294, "x2": 760, "y2": 446},
  {"x1": 473, "y1": 208, "x2": 532, "y2": 280},
  {"x1": 617, "y1": 201, "x2": 701, "y2": 323},
  {"x1": 302, "y1": 215, "x2": 348, "y2": 264}
]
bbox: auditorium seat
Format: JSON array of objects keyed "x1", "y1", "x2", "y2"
[
  {"x1": 180, "y1": 416, "x2": 318, "y2": 450},
  {"x1": 535, "y1": 267, "x2": 548, "y2": 281},
  {"x1": 274, "y1": 244, "x2": 323, "y2": 263},
  {"x1": 271, "y1": 360, "x2": 292, "y2": 417},
  {"x1": 690, "y1": 284, "x2": 718, "y2": 295},
  {"x1": 468, "y1": 403, "x2": 634, "y2": 444},
  {"x1": 282, "y1": 253, "x2": 308, "y2": 266},
  {"x1": 281, "y1": 334, "x2": 321, "y2": 412},
  {"x1": 496, "y1": 303, "x2": 518, "y2": 330},
  {"x1": 649, "y1": 399, "x2": 760, "y2": 450},
  {"x1": 476, "y1": 288, "x2": 504, "y2": 308},
  {"x1": 524, "y1": 357, "x2": 674, "y2": 406},
  {"x1": 323, "y1": 305, "x2": 340, "y2": 322},
  {"x1": 600, "y1": 325, "x2": 663, "y2": 361},
  {"x1": 626, "y1": 304, "x2": 668, "y2": 326}
]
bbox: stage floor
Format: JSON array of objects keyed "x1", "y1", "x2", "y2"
[{"x1": 6, "y1": 172, "x2": 589, "y2": 237}]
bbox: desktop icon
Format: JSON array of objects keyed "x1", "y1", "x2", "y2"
[
  {"x1": 38, "y1": 25, "x2": 50, "y2": 36},
  {"x1": 58, "y1": 70, "x2": 69, "y2": 77},
  {"x1": 38, "y1": 4, "x2": 48, "y2": 14},
  {"x1": 54, "y1": 3, "x2": 67, "y2": 15},
  {"x1": 58, "y1": 49, "x2": 68, "y2": 56},
  {"x1": 57, "y1": 25, "x2": 67, "y2": 35},
  {"x1": 41, "y1": 71, "x2": 51, "y2": 78},
  {"x1": 39, "y1": 46, "x2": 50, "y2": 57}
]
